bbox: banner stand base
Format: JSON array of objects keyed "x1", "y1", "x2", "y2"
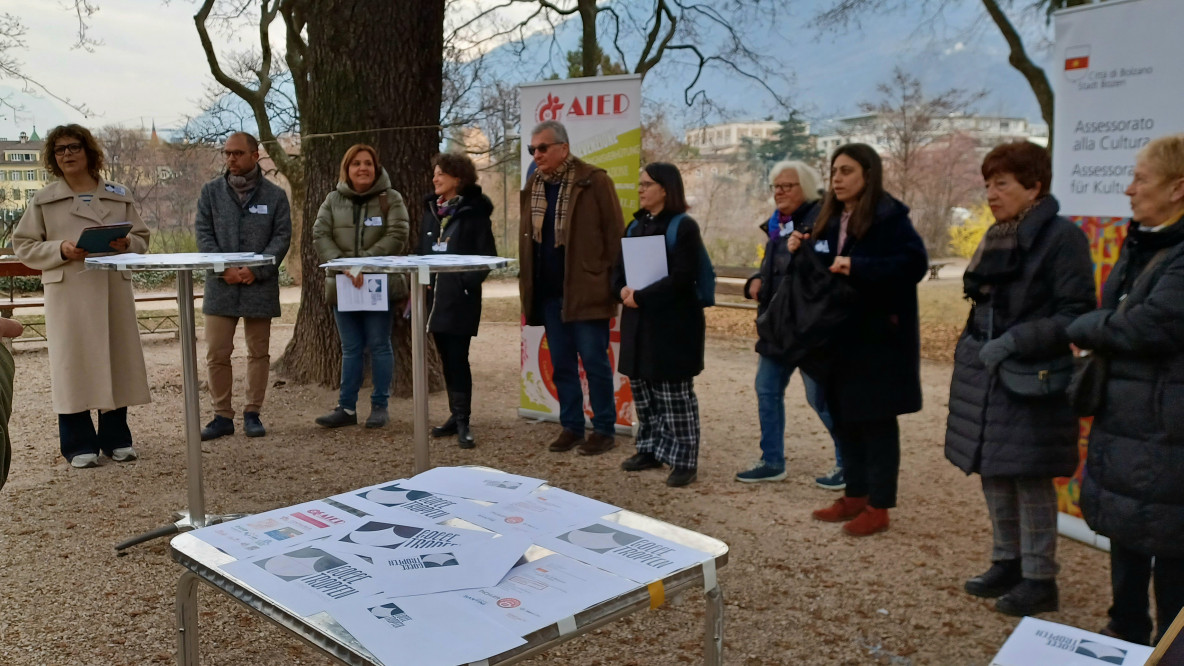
[
  {"x1": 517, "y1": 408, "x2": 636, "y2": 438},
  {"x1": 1057, "y1": 513, "x2": 1111, "y2": 552}
]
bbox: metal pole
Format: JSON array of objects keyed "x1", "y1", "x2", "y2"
[
  {"x1": 176, "y1": 269, "x2": 206, "y2": 527},
  {"x1": 704, "y1": 584, "x2": 724, "y2": 665},
  {"x1": 176, "y1": 572, "x2": 201, "y2": 666},
  {"x1": 410, "y1": 268, "x2": 430, "y2": 474}
]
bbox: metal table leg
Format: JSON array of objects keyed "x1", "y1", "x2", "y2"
[
  {"x1": 705, "y1": 584, "x2": 724, "y2": 665},
  {"x1": 410, "y1": 267, "x2": 430, "y2": 474},
  {"x1": 176, "y1": 571, "x2": 201, "y2": 666}
]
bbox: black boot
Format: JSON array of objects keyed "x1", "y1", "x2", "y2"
[
  {"x1": 964, "y1": 559, "x2": 1023, "y2": 598},
  {"x1": 456, "y1": 417, "x2": 475, "y2": 449},
  {"x1": 996, "y1": 578, "x2": 1059, "y2": 617},
  {"x1": 431, "y1": 415, "x2": 457, "y2": 438}
]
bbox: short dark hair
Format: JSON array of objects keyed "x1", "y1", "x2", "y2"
[
  {"x1": 43, "y1": 124, "x2": 104, "y2": 180},
  {"x1": 643, "y1": 162, "x2": 688, "y2": 214},
  {"x1": 814, "y1": 143, "x2": 886, "y2": 240},
  {"x1": 432, "y1": 152, "x2": 478, "y2": 190},
  {"x1": 981, "y1": 141, "x2": 1051, "y2": 196}
]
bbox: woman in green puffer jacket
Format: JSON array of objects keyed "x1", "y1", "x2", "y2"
[{"x1": 311, "y1": 143, "x2": 409, "y2": 429}]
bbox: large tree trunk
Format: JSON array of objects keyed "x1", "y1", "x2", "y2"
[{"x1": 275, "y1": 0, "x2": 446, "y2": 397}]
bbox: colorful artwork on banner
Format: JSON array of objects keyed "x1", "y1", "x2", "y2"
[{"x1": 1054, "y1": 216, "x2": 1127, "y2": 520}]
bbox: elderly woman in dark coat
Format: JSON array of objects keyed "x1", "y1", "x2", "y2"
[
  {"x1": 1068, "y1": 133, "x2": 1184, "y2": 646},
  {"x1": 615, "y1": 162, "x2": 706, "y2": 488},
  {"x1": 945, "y1": 141, "x2": 1095, "y2": 618},
  {"x1": 419, "y1": 152, "x2": 497, "y2": 448},
  {"x1": 800, "y1": 144, "x2": 928, "y2": 536}
]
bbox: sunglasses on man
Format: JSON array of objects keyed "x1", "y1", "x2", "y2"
[{"x1": 527, "y1": 141, "x2": 566, "y2": 156}]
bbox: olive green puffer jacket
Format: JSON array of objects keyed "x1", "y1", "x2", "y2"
[{"x1": 312, "y1": 168, "x2": 410, "y2": 304}]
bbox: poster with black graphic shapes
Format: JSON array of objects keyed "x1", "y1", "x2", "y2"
[
  {"x1": 991, "y1": 617, "x2": 1152, "y2": 665},
  {"x1": 540, "y1": 521, "x2": 715, "y2": 584},
  {"x1": 329, "y1": 520, "x2": 495, "y2": 558},
  {"x1": 1053, "y1": 0, "x2": 1184, "y2": 217},
  {"x1": 333, "y1": 479, "x2": 469, "y2": 523},
  {"x1": 222, "y1": 545, "x2": 389, "y2": 617},
  {"x1": 329, "y1": 593, "x2": 525, "y2": 666}
]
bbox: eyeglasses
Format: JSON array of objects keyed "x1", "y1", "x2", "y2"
[
  {"x1": 222, "y1": 150, "x2": 248, "y2": 159},
  {"x1": 772, "y1": 183, "x2": 799, "y2": 193},
  {"x1": 527, "y1": 141, "x2": 565, "y2": 156},
  {"x1": 637, "y1": 181, "x2": 658, "y2": 190},
  {"x1": 53, "y1": 143, "x2": 84, "y2": 157}
]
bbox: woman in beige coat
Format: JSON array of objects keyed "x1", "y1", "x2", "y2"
[{"x1": 13, "y1": 124, "x2": 151, "y2": 469}]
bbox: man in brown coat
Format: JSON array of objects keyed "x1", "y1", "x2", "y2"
[{"x1": 519, "y1": 120, "x2": 624, "y2": 455}]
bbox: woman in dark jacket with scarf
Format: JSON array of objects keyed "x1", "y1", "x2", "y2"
[
  {"x1": 615, "y1": 162, "x2": 706, "y2": 488},
  {"x1": 736, "y1": 160, "x2": 845, "y2": 489},
  {"x1": 312, "y1": 144, "x2": 410, "y2": 429},
  {"x1": 420, "y1": 152, "x2": 498, "y2": 448},
  {"x1": 1067, "y1": 134, "x2": 1184, "y2": 646},
  {"x1": 796, "y1": 144, "x2": 928, "y2": 536},
  {"x1": 945, "y1": 141, "x2": 1095, "y2": 618}
]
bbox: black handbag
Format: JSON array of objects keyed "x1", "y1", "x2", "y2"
[
  {"x1": 997, "y1": 354, "x2": 1074, "y2": 399},
  {"x1": 1067, "y1": 352, "x2": 1108, "y2": 416}
]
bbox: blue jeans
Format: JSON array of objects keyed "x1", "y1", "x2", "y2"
[
  {"x1": 334, "y1": 308, "x2": 394, "y2": 410},
  {"x1": 540, "y1": 297, "x2": 615, "y2": 436},
  {"x1": 754, "y1": 355, "x2": 842, "y2": 470}
]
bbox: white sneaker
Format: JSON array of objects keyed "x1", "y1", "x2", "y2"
[
  {"x1": 70, "y1": 453, "x2": 99, "y2": 468},
  {"x1": 111, "y1": 446, "x2": 138, "y2": 463}
]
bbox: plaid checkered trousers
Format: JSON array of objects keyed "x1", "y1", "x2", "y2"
[{"x1": 631, "y1": 378, "x2": 700, "y2": 471}]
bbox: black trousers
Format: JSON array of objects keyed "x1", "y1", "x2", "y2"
[
  {"x1": 1109, "y1": 542, "x2": 1184, "y2": 646},
  {"x1": 433, "y1": 332, "x2": 472, "y2": 415},
  {"x1": 834, "y1": 417, "x2": 900, "y2": 509},
  {"x1": 58, "y1": 407, "x2": 131, "y2": 459}
]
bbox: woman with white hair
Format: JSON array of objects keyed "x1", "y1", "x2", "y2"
[{"x1": 736, "y1": 160, "x2": 844, "y2": 486}]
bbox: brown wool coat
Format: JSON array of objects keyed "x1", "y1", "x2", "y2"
[
  {"x1": 13, "y1": 179, "x2": 152, "y2": 414},
  {"x1": 518, "y1": 157, "x2": 624, "y2": 325}
]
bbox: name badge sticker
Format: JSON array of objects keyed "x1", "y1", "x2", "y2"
[
  {"x1": 432, "y1": 241, "x2": 448, "y2": 253},
  {"x1": 363, "y1": 216, "x2": 384, "y2": 227},
  {"x1": 104, "y1": 183, "x2": 127, "y2": 196},
  {"x1": 778, "y1": 224, "x2": 793, "y2": 238},
  {"x1": 248, "y1": 204, "x2": 269, "y2": 214},
  {"x1": 814, "y1": 240, "x2": 830, "y2": 253}
]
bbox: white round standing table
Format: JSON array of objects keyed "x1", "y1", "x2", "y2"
[
  {"x1": 320, "y1": 254, "x2": 512, "y2": 473},
  {"x1": 86, "y1": 252, "x2": 275, "y2": 551}
]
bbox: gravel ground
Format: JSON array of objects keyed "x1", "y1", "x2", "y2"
[{"x1": 0, "y1": 319, "x2": 1111, "y2": 665}]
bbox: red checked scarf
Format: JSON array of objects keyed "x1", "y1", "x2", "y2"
[{"x1": 530, "y1": 156, "x2": 575, "y2": 247}]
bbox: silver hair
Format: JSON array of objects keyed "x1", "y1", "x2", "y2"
[
  {"x1": 530, "y1": 120, "x2": 569, "y2": 144},
  {"x1": 769, "y1": 160, "x2": 823, "y2": 202}
]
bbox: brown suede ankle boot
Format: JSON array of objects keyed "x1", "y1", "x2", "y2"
[
  {"x1": 843, "y1": 507, "x2": 890, "y2": 536},
  {"x1": 812, "y1": 496, "x2": 868, "y2": 522}
]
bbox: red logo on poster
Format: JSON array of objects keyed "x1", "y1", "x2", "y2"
[
  {"x1": 497, "y1": 598, "x2": 522, "y2": 608},
  {"x1": 535, "y1": 92, "x2": 631, "y2": 122},
  {"x1": 504, "y1": 516, "x2": 524, "y2": 524}
]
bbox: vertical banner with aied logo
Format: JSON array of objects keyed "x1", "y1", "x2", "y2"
[
  {"x1": 1052, "y1": 0, "x2": 1183, "y2": 546},
  {"x1": 517, "y1": 75, "x2": 642, "y2": 433}
]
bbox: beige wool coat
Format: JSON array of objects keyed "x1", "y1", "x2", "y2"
[{"x1": 13, "y1": 179, "x2": 152, "y2": 414}]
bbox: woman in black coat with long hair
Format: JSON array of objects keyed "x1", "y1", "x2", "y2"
[
  {"x1": 420, "y1": 152, "x2": 497, "y2": 448},
  {"x1": 793, "y1": 144, "x2": 928, "y2": 536}
]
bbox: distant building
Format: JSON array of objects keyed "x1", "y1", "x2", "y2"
[
  {"x1": 0, "y1": 129, "x2": 49, "y2": 219},
  {"x1": 684, "y1": 120, "x2": 787, "y2": 155},
  {"x1": 814, "y1": 112, "x2": 1048, "y2": 157}
]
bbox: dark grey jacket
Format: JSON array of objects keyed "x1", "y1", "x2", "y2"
[
  {"x1": 196, "y1": 168, "x2": 292, "y2": 319},
  {"x1": 1069, "y1": 220, "x2": 1184, "y2": 557},
  {"x1": 945, "y1": 197, "x2": 1096, "y2": 478}
]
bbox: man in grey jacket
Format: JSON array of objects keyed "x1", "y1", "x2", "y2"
[{"x1": 196, "y1": 132, "x2": 292, "y2": 440}]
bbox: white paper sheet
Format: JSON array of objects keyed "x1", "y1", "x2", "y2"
[
  {"x1": 192, "y1": 498, "x2": 371, "y2": 559},
  {"x1": 333, "y1": 479, "x2": 470, "y2": 523},
  {"x1": 223, "y1": 544, "x2": 389, "y2": 617},
  {"x1": 329, "y1": 519, "x2": 495, "y2": 556},
  {"x1": 991, "y1": 617, "x2": 1153, "y2": 666},
  {"x1": 328, "y1": 534, "x2": 531, "y2": 598},
  {"x1": 449, "y1": 487, "x2": 618, "y2": 537},
  {"x1": 402, "y1": 466, "x2": 545, "y2": 503},
  {"x1": 329, "y1": 592, "x2": 525, "y2": 666},
  {"x1": 538, "y1": 520, "x2": 714, "y2": 584},
  {"x1": 335, "y1": 274, "x2": 389, "y2": 312},
  {"x1": 450, "y1": 553, "x2": 636, "y2": 635},
  {"x1": 621, "y1": 235, "x2": 668, "y2": 290}
]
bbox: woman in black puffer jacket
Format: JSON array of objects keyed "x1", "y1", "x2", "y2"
[
  {"x1": 944, "y1": 141, "x2": 1095, "y2": 619},
  {"x1": 1068, "y1": 133, "x2": 1184, "y2": 647},
  {"x1": 419, "y1": 152, "x2": 497, "y2": 449}
]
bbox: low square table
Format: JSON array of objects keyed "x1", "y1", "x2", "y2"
[{"x1": 170, "y1": 473, "x2": 728, "y2": 665}]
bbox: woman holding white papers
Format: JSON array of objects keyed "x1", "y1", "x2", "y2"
[
  {"x1": 614, "y1": 162, "x2": 706, "y2": 487},
  {"x1": 13, "y1": 124, "x2": 151, "y2": 469},
  {"x1": 312, "y1": 144, "x2": 410, "y2": 429},
  {"x1": 418, "y1": 152, "x2": 497, "y2": 449}
]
